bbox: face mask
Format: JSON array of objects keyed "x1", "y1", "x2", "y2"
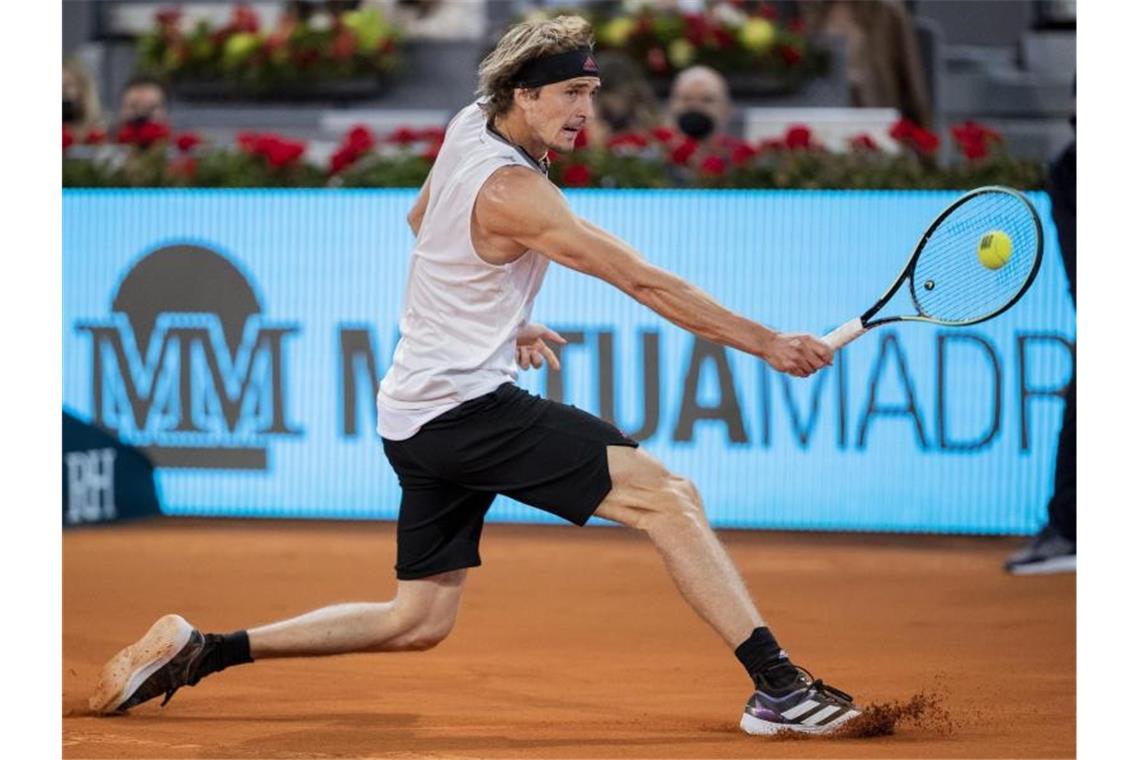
[
  {"x1": 677, "y1": 110, "x2": 716, "y2": 140},
  {"x1": 63, "y1": 98, "x2": 80, "y2": 123}
]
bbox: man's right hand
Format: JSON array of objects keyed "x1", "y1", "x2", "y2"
[{"x1": 759, "y1": 333, "x2": 834, "y2": 378}]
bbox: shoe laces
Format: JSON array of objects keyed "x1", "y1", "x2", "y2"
[{"x1": 793, "y1": 665, "x2": 854, "y2": 704}]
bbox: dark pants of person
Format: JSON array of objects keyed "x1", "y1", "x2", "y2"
[
  {"x1": 1046, "y1": 140, "x2": 1076, "y2": 544},
  {"x1": 1047, "y1": 375, "x2": 1076, "y2": 542}
]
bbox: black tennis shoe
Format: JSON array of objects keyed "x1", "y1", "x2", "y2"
[
  {"x1": 740, "y1": 666, "x2": 861, "y2": 735},
  {"x1": 1004, "y1": 525, "x2": 1076, "y2": 575},
  {"x1": 89, "y1": 614, "x2": 212, "y2": 714}
]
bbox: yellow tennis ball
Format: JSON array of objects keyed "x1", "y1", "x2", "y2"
[{"x1": 978, "y1": 230, "x2": 1012, "y2": 270}]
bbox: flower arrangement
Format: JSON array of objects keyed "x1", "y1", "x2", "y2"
[
  {"x1": 587, "y1": 0, "x2": 827, "y2": 92},
  {"x1": 136, "y1": 4, "x2": 401, "y2": 96},
  {"x1": 547, "y1": 119, "x2": 1044, "y2": 190},
  {"x1": 62, "y1": 119, "x2": 1044, "y2": 190}
]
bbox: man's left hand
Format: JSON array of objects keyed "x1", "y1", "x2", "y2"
[{"x1": 516, "y1": 323, "x2": 567, "y2": 371}]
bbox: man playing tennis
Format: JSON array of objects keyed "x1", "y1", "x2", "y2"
[{"x1": 91, "y1": 15, "x2": 860, "y2": 735}]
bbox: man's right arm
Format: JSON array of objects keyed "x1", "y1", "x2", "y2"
[{"x1": 474, "y1": 167, "x2": 831, "y2": 376}]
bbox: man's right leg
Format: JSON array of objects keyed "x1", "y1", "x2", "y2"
[
  {"x1": 90, "y1": 569, "x2": 468, "y2": 713},
  {"x1": 249, "y1": 569, "x2": 468, "y2": 657}
]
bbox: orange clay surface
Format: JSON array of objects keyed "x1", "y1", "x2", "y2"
[{"x1": 64, "y1": 519, "x2": 1074, "y2": 759}]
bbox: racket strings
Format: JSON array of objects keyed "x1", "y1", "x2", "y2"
[{"x1": 912, "y1": 192, "x2": 1040, "y2": 323}]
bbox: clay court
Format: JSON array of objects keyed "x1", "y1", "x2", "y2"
[{"x1": 63, "y1": 519, "x2": 1074, "y2": 759}]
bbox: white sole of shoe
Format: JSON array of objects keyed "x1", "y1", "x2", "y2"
[
  {"x1": 740, "y1": 708, "x2": 859, "y2": 735},
  {"x1": 88, "y1": 614, "x2": 195, "y2": 715},
  {"x1": 1008, "y1": 555, "x2": 1076, "y2": 575}
]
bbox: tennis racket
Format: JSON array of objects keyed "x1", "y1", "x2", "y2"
[{"x1": 823, "y1": 186, "x2": 1044, "y2": 350}]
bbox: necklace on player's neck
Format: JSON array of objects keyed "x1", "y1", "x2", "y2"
[{"x1": 488, "y1": 119, "x2": 548, "y2": 173}]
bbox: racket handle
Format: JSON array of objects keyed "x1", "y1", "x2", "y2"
[{"x1": 823, "y1": 318, "x2": 867, "y2": 350}]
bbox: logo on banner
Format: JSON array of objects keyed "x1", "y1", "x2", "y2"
[{"x1": 77, "y1": 243, "x2": 300, "y2": 470}]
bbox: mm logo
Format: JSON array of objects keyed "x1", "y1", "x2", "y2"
[{"x1": 77, "y1": 244, "x2": 300, "y2": 470}]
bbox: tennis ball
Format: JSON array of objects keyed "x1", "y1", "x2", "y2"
[{"x1": 978, "y1": 230, "x2": 1012, "y2": 270}]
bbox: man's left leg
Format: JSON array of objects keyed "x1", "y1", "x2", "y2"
[{"x1": 594, "y1": 445, "x2": 860, "y2": 735}]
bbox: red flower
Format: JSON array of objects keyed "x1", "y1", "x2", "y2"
[
  {"x1": 573, "y1": 126, "x2": 590, "y2": 149},
  {"x1": 699, "y1": 154, "x2": 727, "y2": 175},
  {"x1": 346, "y1": 125, "x2": 376, "y2": 152},
  {"x1": 139, "y1": 121, "x2": 171, "y2": 146},
  {"x1": 670, "y1": 138, "x2": 699, "y2": 166},
  {"x1": 950, "y1": 121, "x2": 1002, "y2": 161},
  {"x1": 890, "y1": 118, "x2": 940, "y2": 156},
  {"x1": 168, "y1": 155, "x2": 197, "y2": 179},
  {"x1": 682, "y1": 13, "x2": 708, "y2": 45},
  {"x1": 712, "y1": 27, "x2": 736, "y2": 49},
  {"x1": 117, "y1": 120, "x2": 171, "y2": 148},
  {"x1": 176, "y1": 132, "x2": 202, "y2": 153},
  {"x1": 231, "y1": 4, "x2": 260, "y2": 34},
  {"x1": 84, "y1": 128, "x2": 107, "y2": 145},
  {"x1": 156, "y1": 7, "x2": 181, "y2": 28},
  {"x1": 785, "y1": 124, "x2": 813, "y2": 150},
  {"x1": 848, "y1": 133, "x2": 879, "y2": 151},
  {"x1": 63, "y1": 125, "x2": 74, "y2": 150},
  {"x1": 607, "y1": 132, "x2": 651, "y2": 150},
  {"x1": 779, "y1": 44, "x2": 803, "y2": 66},
  {"x1": 961, "y1": 140, "x2": 988, "y2": 160},
  {"x1": 387, "y1": 126, "x2": 419, "y2": 145},
  {"x1": 237, "y1": 131, "x2": 261, "y2": 152},
  {"x1": 910, "y1": 127, "x2": 940, "y2": 155},
  {"x1": 646, "y1": 47, "x2": 668, "y2": 74},
  {"x1": 788, "y1": 18, "x2": 806, "y2": 35},
  {"x1": 562, "y1": 164, "x2": 592, "y2": 187},
  {"x1": 239, "y1": 132, "x2": 306, "y2": 167},
  {"x1": 546, "y1": 149, "x2": 560, "y2": 163},
  {"x1": 758, "y1": 4, "x2": 779, "y2": 20},
  {"x1": 330, "y1": 146, "x2": 356, "y2": 174},
  {"x1": 265, "y1": 138, "x2": 305, "y2": 168},
  {"x1": 332, "y1": 29, "x2": 357, "y2": 61},
  {"x1": 651, "y1": 126, "x2": 676, "y2": 143},
  {"x1": 729, "y1": 142, "x2": 758, "y2": 165}
]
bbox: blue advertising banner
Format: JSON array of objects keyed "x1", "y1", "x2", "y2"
[{"x1": 62, "y1": 190, "x2": 1074, "y2": 534}]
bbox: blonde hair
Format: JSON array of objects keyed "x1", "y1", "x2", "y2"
[
  {"x1": 477, "y1": 15, "x2": 595, "y2": 120},
  {"x1": 63, "y1": 56, "x2": 105, "y2": 135}
]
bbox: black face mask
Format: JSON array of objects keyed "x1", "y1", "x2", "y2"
[
  {"x1": 677, "y1": 110, "x2": 716, "y2": 140},
  {"x1": 63, "y1": 98, "x2": 80, "y2": 123}
]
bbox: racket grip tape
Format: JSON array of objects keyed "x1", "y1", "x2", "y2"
[{"x1": 823, "y1": 318, "x2": 867, "y2": 350}]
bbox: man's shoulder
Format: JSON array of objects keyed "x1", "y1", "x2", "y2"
[{"x1": 478, "y1": 165, "x2": 552, "y2": 207}]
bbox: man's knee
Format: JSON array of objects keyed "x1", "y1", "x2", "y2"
[
  {"x1": 643, "y1": 475, "x2": 706, "y2": 537},
  {"x1": 397, "y1": 614, "x2": 455, "y2": 651},
  {"x1": 387, "y1": 602, "x2": 458, "y2": 651},
  {"x1": 389, "y1": 580, "x2": 463, "y2": 651}
]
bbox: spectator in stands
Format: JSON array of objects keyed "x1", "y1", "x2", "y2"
[
  {"x1": 667, "y1": 65, "x2": 733, "y2": 145},
  {"x1": 589, "y1": 51, "x2": 661, "y2": 145},
  {"x1": 118, "y1": 76, "x2": 169, "y2": 128},
  {"x1": 797, "y1": 0, "x2": 933, "y2": 128},
  {"x1": 63, "y1": 57, "x2": 106, "y2": 142}
]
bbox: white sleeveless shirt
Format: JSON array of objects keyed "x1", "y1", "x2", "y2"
[{"x1": 376, "y1": 101, "x2": 551, "y2": 440}]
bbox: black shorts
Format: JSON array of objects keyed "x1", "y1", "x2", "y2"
[{"x1": 381, "y1": 383, "x2": 638, "y2": 580}]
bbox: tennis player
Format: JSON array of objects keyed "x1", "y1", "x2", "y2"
[{"x1": 91, "y1": 15, "x2": 860, "y2": 735}]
